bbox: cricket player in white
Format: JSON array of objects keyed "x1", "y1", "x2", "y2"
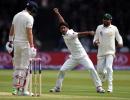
[
  {"x1": 6, "y1": 1, "x2": 38, "y2": 96},
  {"x1": 50, "y1": 8, "x2": 105, "y2": 93},
  {"x1": 93, "y1": 13, "x2": 123, "y2": 93}
]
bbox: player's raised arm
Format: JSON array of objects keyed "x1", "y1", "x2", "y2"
[
  {"x1": 78, "y1": 31, "x2": 95, "y2": 37},
  {"x1": 53, "y1": 8, "x2": 65, "y2": 23}
]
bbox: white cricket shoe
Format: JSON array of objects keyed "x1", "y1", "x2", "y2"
[
  {"x1": 107, "y1": 85, "x2": 113, "y2": 93},
  {"x1": 23, "y1": 91, "x2": 34, "y2": 96},
  {"x1": 49, "y1": 87, "x2": 61, "y2": 92},
  {"x1": 96, "y1": 86, "x2": 105, "y2": 93}
]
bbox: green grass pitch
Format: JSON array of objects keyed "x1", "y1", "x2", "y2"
[{"x1": 0, "y1": 70, "x2": 130, "y2": 100}]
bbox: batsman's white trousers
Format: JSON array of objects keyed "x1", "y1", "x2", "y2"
[
  {"x1": 60, "y1": 55, "x2": 102, "y2": 87},
  {"x1": 13, "y1": 41, "x2": 30, "y2": 70},
  {"x1": 13, "y1": 41, "x2": 30, "y2": 91},
  {"x1": 97, "y1": 55, "x2": 114, "y2": 82}
]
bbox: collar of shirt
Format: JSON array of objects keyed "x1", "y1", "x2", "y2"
[
  {"x1": 102, "y1": 24, "x2": 112, "y2": 29},
  {"x1": 62, "y1": 29, "x2": 74, "y2": 36}
]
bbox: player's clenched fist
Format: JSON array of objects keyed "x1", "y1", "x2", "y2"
[
  {"x1": 53, "y1": 8, "x2": 59, "y2": 14},
  {"x1": 93, "y1": 40, "x2": 100, "y2": 47},
  {"x1": 89, "y1": 31, "x2": 95, "y2": 36}
]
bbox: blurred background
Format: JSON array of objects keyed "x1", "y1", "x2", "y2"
[
  {"x1": 0, "y1": 0, "x2": 130, "y2": 70},
  {"x1": 0, "y1": 0, "x2": 130, "y2": 52}
]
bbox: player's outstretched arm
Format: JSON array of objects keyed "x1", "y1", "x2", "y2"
[
  {"x1": 78, "y1": 31, "x2": 95, "y2": 37},
  {"x1": 53, "y1": 8, "x2": 65, "y2": 23}
]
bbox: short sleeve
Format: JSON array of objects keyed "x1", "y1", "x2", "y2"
[
  {"x1": 67, "y1": 29, "x2": 78, "y2": 38},
  {"x1": 26, "y1": 16, "x2": 34, "y2": 28},
  {"x1": 115, "y1": 26, "x2": 123, "y2": 45},
  {"x1": 12, "y1": 15, "x2": 16, "y2": 25},
  {"x1": 72, "y1": 32, "x2": 78, "y2": 38},
  {"x1": 93, "y1": 26, "x2": 100, "y2": 42}
]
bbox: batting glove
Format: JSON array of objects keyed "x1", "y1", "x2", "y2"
[
  {"x1": 29, "y1": 47, "x2": 37, "y2": 58},
  {"x1": 6, "y1": 41, "x2": 14, "y2": 54}
]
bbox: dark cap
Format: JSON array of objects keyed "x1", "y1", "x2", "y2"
[
  {"x1": 103, "y1": 13, "x2": 112, "y2": 20},
  {"x1": 26, "y1": 1, "x2": 38, "y2": 14}
]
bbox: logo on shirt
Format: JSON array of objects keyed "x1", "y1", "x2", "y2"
[{"x1": 108, "y1": 32, "x2": 113, "y2": 36}]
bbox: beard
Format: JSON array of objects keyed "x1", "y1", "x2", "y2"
[{"x1": 103, "y1": 23, "x2": 110, "y2": 27}]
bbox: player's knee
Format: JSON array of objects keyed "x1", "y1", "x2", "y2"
[
  {"x1": 59, "y1": 70, "x2": 65, "y2": 74},
  {"x1": 60, "y1": 67, "x2": 67, "y2": 72},
  {"x1": 97, "y1": 67, "x2": 101, "y2": 71}
]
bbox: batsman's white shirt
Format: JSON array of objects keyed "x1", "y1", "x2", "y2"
[
  {"x1": 13, "y1": 10, "x2": 34, "y2": 42},
  {"x1": 93, "y1": 24, "x2": 123, "y2": 57},
  {"x1": 63, "y1": 29, "x2": 87, "y2": 59}
]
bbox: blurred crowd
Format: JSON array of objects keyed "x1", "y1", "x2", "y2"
[{"x1": 0, "y1": 0, "x2": 130, "y2": 52}]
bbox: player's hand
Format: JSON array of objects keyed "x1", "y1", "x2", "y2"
[
  {"x1": 29, "y1": 47, "x2": 37, "y2": 58},
  {"x1": 93, "y1": 40, "x2": 100, "y2": 47},
  {"x1": 53, "y1": 8, "x2": 59, "y2": 14},
  {"x1": 89, "y1": 31, "x2": 95, "y2": 35},
  {"x1": 6, "y1": 41, "x2": 13, "y2": 54}
]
